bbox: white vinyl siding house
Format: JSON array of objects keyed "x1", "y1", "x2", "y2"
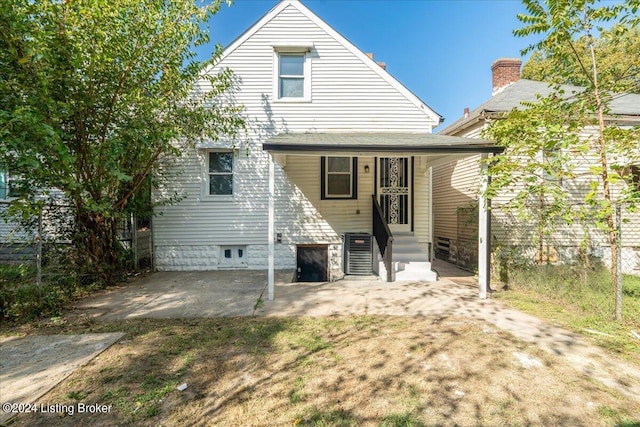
[
  {"x1": 153, "y1": 0, "x2": 500, "y2": 288},
  {"x1": 434, "y1": 67, "x2": 640, "y2": 275}
]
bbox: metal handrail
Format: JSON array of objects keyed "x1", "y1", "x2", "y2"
[{"x1": 372, "y1": 195, "x2": 393, "y2": 282}]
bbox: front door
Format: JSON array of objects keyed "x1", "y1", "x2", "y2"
[{"x1": 378, "y1": 157, "x2": 411, "y2": 233}]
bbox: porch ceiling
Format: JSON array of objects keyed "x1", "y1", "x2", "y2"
[{"x1": 262, "y1": 132, "x2": 504, "y2": 155}]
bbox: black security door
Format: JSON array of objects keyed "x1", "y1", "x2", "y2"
[{"x1": 296, "y1": 245, "x2": 328, "y2": 282}]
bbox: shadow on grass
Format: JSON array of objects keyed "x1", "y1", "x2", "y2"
[{"x1": 8, "y1": 315, "x2": 640, "y2": 427}]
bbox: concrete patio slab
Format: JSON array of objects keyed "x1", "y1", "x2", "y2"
[
  {"x1": 0, "y1": 333, "x2": 124, "y2": 424},
  {"x1": 63, "y1": 263, "x2": 640, "y2": 403},
  {"x1": 73, "y1": 270, "x2": 294, "y2": 321}
]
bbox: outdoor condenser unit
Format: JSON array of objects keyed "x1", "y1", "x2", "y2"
[{"x1": 343, "y1": 233, "x2": 373, "y2": 275}]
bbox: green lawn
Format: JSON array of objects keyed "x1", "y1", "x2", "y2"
[{"x1": 493, "y1": 265, "x2": 640, "y2": 364}]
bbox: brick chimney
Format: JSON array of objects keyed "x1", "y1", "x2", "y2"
[
  {"x1": 365, "y1": 52, "x2": 387, "y2": 70},
  {"x1": 491, "y1": 58, "x2": 522, "y2": 94}
]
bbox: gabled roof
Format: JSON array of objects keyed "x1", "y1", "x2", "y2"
[
  {"x1": 440, "y1": 79, "x2": 640, "y2": 135},
  {"x1": 215, "y1": 0, "x2": 442, "y2": 125}
]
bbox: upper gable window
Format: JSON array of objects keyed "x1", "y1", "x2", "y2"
[
  {"x1": 279, "y1": 54, "x2": 304, "y2": 98},
  {"x1": 273, "y1": 45, "x2": 312, "y2": 102}
]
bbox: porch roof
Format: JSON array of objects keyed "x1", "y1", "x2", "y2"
[{"x1": 263, "y1": 132, "x2": 504, "y2": 154}]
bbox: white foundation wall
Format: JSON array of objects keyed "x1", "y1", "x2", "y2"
[{"x1": 155, "y1": 242, "x2": 345, "y2": 278}]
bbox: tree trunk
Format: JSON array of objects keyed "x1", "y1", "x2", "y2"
[
  {"x1": 588, "y1": 35, "x2": 621, "y2": 320},
  {"x1": 74, "y1": 208, "x2": 124, "y2": 284},
  {"x1": 594, "y1": 90, "x2": 620, "y2": 320}
]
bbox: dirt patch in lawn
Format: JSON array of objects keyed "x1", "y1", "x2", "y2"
[{"x1": 5, "y1": 316, "x2": 640, "y2": 426}]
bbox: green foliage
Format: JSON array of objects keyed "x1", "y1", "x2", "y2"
[
  {"x1": 0, "y1": 281, "x2": 65, "y2": 321},
  {"x1": 0, "y1": 0, "x2": 244, "y2": 282},
  {"x1": 522, "y1": 24, "x2": 640, "y2": 94},
  {"x1": 0, "y1": 249, "x2": 108, "y2": 321},
  {"x1": 485, "y1": 0, "x2": 640, "y2": 318}
]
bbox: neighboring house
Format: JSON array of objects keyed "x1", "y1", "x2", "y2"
[
  {"x1": 433, "y1": 58, "x2": 640, "y2": 275},
  {"x1": 153, "y1": 0, "x2": 501, "y2": 289},
  {"x1": 0, "y1": 168, "x2": 35, "y2": 263}
]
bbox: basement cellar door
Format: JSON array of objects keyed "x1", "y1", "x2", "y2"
[{"x1": 296, "y1": 245, "x2": 328, "y2": 282}]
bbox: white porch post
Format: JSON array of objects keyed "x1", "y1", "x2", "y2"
[
  {"x1": 268, "y1": 153, "x2": 275, "y2": 301},
  {"x1": 428, "y1": 166, "x2": 435, "y2": 261},
  {"x1": 478, "y1": 154, "x2": 490, "y2": 299}
]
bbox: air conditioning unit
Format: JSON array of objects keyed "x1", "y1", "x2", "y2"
[{"x1": 344, "y1": 233, "x2": 373, "y2": 275}]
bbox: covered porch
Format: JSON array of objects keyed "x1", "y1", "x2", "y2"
[{"x1": 262, "y1": 132, "x2": 503, "y2": 300}]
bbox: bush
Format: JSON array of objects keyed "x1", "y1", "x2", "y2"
[
  {"x1": 0, "y1": 251, "x2": 104, "y2": 322},
  {"x1": 0, "y1": 282, "x2": 66, "y2": 321}
]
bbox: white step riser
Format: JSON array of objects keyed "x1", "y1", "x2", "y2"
[
  {"x1": 394, "y1": 254, "x2": 428, "y2": 263},
  {"x1": 376, "y1": 232, "x2": 437, "y2": 281},
  {"x1": 378, "y1": 261, "x2": 437, "y2": 282}
]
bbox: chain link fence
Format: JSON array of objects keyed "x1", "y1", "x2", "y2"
[
  {"x1": 489, "y1": 201, "x2": 639, "y2": 275},
  {"x1": 1, "y1": 200, "x2": 153, "y2": 319},
  {"x1": 489, "y1": 202, "x2": 639, "y2": 322},
  {"x1": 617, "y1": 203, "x2": 640, "y2": 277},
  {"x1": 1, "y1": 201, "x2": 154, "y2": 284}
]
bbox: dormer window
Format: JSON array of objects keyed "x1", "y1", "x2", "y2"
[{"x1": 272, "y1": 43, "x2": 312, "y2": 102}]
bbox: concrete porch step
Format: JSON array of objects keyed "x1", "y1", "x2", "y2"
[
  {"x1": 375, "y1": 232, "x2": 437, "y2": 282},
  {"x1": 377, "y1": 260, "x2": 438, "y2": 282},
  {"x1": 396, "y1": 261, "x2": 438, "y2": 281},
  {"x1": 343, "y1": 274, "x2": 381, "y2": 282}
]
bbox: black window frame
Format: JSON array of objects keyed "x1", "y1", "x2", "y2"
[{"x1": 320, "y1": 156, "x2": 358, "y2": 200}]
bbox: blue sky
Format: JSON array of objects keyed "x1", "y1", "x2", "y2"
[{"x1": 205, "y1": 0, "x2": 535, "y2": 132}]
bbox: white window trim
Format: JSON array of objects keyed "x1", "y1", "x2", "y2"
[
  {"x1": 273, "y1": 50, "x2": 311, "y2": 103},
  {"x1": 0, "y1": 169, "x2": 17, "y2": 200},
  {"x1": 202, "y1": 149, "x2": 235, "y2": 201},
  {"x1": 324, "y1": 156, "x2": 354, "y2": 199},
  {"x1": 0, "y1": 170, "x2": 7, "y2": 200}
]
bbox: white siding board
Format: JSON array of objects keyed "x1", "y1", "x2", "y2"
[
  {"x1": 154, "y1": 2, "x2": 439, "y2": 271},
  {"x1": 413, "y1": 162, "x2": 431, "y2": 247},
  {"x1": 432, "y1": 155, "x2": 480, "y2": 242}
]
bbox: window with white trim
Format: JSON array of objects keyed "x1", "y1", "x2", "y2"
[
  {"x1": 321, "y1": 157, "x2": 357, "y2": 200},
  {"x1": 0, "y1": 170, "x2": 7, "y2": 199},
  {"x1": 208, "y1": 151, "x2": 233, "y2": 196},
  {"x1": 0, "y1": 169, "x2": 18, "y2": 200},
  {"x1": 273, "y1": 47, "x2": 311, "y2": 102},
  {"x1": 278, "y1": 53, "x2": 305, "y2": 98}
]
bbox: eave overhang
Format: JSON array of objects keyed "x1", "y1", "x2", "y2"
[{"x1": 263, "y1": 132, "x2": 504, "y2": 155}]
